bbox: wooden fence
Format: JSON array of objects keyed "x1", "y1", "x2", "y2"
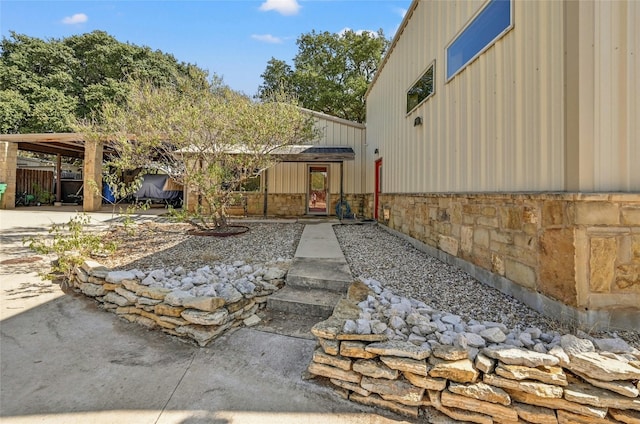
[{"x1": 16, "y1": 169, "x2": 54, "y2": 199}]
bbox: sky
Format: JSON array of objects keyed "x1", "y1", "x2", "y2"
[{"x1": 0, "y1": 0, "x2": 411, "y2": 96}]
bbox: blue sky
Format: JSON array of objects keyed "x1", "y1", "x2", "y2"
[{"x1": 1, "y1": 0, "x2": 410, "y2": 96}]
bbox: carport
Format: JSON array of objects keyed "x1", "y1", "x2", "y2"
[{"x1": 0, "y1": 133, "x2": 111, "y2": 211}]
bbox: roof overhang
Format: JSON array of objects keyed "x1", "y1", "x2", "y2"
[
  {"x1": 270, "y1": 145, "x2": 355, "y2": 162},
  {"x1": 0, "y1": 133, "x2": 115, "y2": 159}
]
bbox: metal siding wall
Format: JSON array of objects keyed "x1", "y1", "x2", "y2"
[
  {"x1": 367, "y1": 0, "x2": 566, "y2": 193},
  {"x1": 591, "y1": 1, "x2": 639, "y2": 190},
  {"x1": 268, "y1": 115, "x2": 365, "y2": 194}
]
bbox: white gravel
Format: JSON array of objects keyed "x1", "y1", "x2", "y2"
[{"x1": 334, "y1": 223, "x2": 639, "y2": 349}]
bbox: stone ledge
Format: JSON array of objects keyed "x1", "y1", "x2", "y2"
[{"x1": 307, "y1": 281, "x2": 640, "y2": 421}]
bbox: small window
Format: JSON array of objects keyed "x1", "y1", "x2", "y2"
[
  {"x1": 446, "y1": 0, "x2": 513, "y2": 81},
  {"x1": 407, "y1": 62, "x2": 435, "y2": 114}
]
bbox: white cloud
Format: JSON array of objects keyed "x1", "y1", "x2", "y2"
[
  {"x1": 395, "y1": 7, "x2": 408, "y2": 19},
  {"x1": 259, "y1": 0, "x2": 301, "y2": 16},
  {"x1": 62, "y1": 13, "x2": 88, "y2": 24},
  {"x1": 251, "y1": 34, "x2": 283, "y2": 44}
]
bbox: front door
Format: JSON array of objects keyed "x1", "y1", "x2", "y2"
[{"x1": 308, "y1": 165, "x2": 328, "y2": 215}]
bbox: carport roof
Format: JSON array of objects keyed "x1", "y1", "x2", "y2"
[{"x1": 0, "y1": 133, "x2": 114, "y2": 159}]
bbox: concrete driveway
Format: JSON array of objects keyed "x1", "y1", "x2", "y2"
[{"x1": 0, "y1": 207, "x2": 410, "y2": 424}]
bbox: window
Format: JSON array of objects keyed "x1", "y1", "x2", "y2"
[
  {"x1": 446, "y1": 0, "x2": 512, "y2": 81},
  {"x1": 407, "y1": 62, "x2": 435, "y2": 114}
]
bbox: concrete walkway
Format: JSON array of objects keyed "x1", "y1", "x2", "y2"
[{"x1": 0, "y1": 210, "x2": 412, "y2": 424}]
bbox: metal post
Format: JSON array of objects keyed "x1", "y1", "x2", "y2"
[
  {"x1": 339, "y1": 162, "x2": 344, "y2": 219},
  {"x1": 56, "y1": 154, "x2": 62, "y2": 202},
  {"x1": 263, "y1": 169, "x2": 268, "y2": 217}
]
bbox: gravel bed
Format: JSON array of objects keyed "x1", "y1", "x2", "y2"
[{"x1": 334, "y1": 223, "x2": 640, "y2": 349}]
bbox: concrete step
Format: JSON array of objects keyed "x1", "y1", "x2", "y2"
[
  {"x1": 267, "y1": 286, "x2": 343, "y2": 319},
  {"x1": 285, "y1": 257, "x2": 352, "y2": 293},
  {"x1": 253, "y1": 309, "x2": 319, "y2": 340}
]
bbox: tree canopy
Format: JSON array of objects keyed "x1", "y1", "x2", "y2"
[
  {"x1": 77, "y1": 77, "x2": 318, "y2": 228},
  {"x1": 258, "y1": 29, "x2": 389, "y2": 123},
  {"x1": 0, "y1": 30, "x2": 207, "y2": 133}
]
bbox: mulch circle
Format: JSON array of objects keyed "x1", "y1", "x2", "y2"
[
  {"x1": 0, "y1": 256, "x2": 43, "y2": 265},
  {"x1": 187, "y1": 225, "x2": 250, "y2": 237}
]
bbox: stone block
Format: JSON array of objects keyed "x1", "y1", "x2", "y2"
[
  {"x1": 318, "y1": 338, "x2": 340, "y2": 356},
  {"x1": 505, "y1": 259, "x2": 536, "y2": 290},
  {"x1": 349, "y1": 393, "x2": 419, "y2": 418},
  {"x1": 402, "y1": 372, "x2": 447, "y2": 391},
  {"x1": 154, "y1": 304, "x2": 185, "y2": 317},
  {"x1": 589, "y1": 237, "x2": 617, "y2": 293},
  {"x1": 441, "y1": 390, "x2": 518, "y2": 422},
  {"x1": 484, "y1": 374, "x2": 563, "y2": 398},
  {"x1": 360, "y1": 376, "x2": 424, "y2": 403},
  {"x1": 307, "y1": 362, "x2": 361, "y2": 384},
  {"x1": 539, "y1": 228, "x2": 577, "y2": 306},
  {"x1": 563, "y1": 380, "x2": 640, "y2": 410},
  {"x1": 622, "y1": 206, "x2": 640, "y2": 225},
  {"x1": 556, "y1": 409, "x2": 618, "y2": 424},
  {"x1": 429, "y1": 359, "x2": 479, "y2": 383},
  {"x1": 461, "y1": 226, "x2": 473, "y2": 253},
  {"x1": 575, "y1": 202, "x2": 620, "y2": 225},
  {"x1": 340, "y1": 341, "x2": 377, "y2": 359},
  {"x1": 380, "y1": 356, "x2": 429, "y2": 376},
  {"x1": 329, "y1": 378, "x2": 371, "y2": 397},
  {"x1": 313, "y1": 349, "x2": 352, "y2": 371},
  {"x1": 512, "y1": 401, "x2": 558, "y2": 424},
  {"x1": 353, "y1": 359, "x2": 398, "y2": 380},
  {"x1": 473, "y1": 227, "x2": 489, "y2": 248},
  {"x1": 491, "y1": 253, "x2": 505, "y2": 276},
  {"x1": 495, "y1": 364, "x2": 568, "y2": 386},
  {"x1": 500, "y1": 207, "x2": 523, "y2": 230},
  {"x1": 448, "y1": 382, "x2": 511, "y2": 405}
]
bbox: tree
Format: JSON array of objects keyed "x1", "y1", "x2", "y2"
[
  {"x1": 258, "y1": 29, "x2": 389, "y2": 123},
  {"x1": 77, "y1": 76, "x2": 317, "y2": 229},
  {"x1": 0, "y1": 31, "x2": 206, "y2": 133}
]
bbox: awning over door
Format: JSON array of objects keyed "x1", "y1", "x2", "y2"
[{"x1": 270, "y1": 145, "x2": 355, "y2": 162}]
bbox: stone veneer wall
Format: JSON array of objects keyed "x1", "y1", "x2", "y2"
[
  {"x1": 308, "y1": 282, "x2": 640, "y2": 423},
  {"x1": 239, "y1": 193, "x2": 370, "y2": 218},
  {"x1": 377, "y1": 193, "x2": 640, "y2": 331},
  {"x1": 68, "y1": 260, "x2": 286, "y2": 347}
]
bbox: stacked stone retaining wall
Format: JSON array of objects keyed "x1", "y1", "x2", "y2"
[
  {"x1": 69, "y1": 259, "x2": 287, "y2": 346},
  {"x1": 308, "y1": 282, "x2": 640, "y2": 423}
]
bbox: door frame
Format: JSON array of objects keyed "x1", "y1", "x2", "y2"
[
  {"x1": 374, "y1": 158, "x2": 382, "y2": 220},
  {"x1": 307, "y1": 164, "x2": 329, "y2": 215}
]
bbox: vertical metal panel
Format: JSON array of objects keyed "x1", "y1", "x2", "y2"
[
  {"x1": 367, "y1": 0, "x2": 567, "y2": 193},
  {"x1": 267, "y1": 113, "x2": 365, "y2": 194}
]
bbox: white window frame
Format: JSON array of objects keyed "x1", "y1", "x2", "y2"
[{"x1": 445, "y1": 0, "x2": 514, "y2": 82}]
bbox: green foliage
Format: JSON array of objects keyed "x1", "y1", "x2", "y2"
[
  {"x1": 25, "y1": 213, "x2": 117, "y2": 282},
  {"x1": 258, "y1": 29, "x2": 389, "y2": 123},
  {"x1": 0, "y1": 30, "x2": 208, "y2": 133},
  {"x1": 77, "y1": 76, "x2": 318, "y2": 229},
  {"x1": 31, "y1": 182, "x2": 55, "y2": 204}
]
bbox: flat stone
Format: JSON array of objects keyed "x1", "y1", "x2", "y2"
[
  {"x1": 609, "y1": 408, "x2": 640, "y2": 424},
  {"x1": 353, "y1": 359, "x2": 399, "y2": 380},
  {"x1": 436, "y1": 405, "x2": 492, "y2": 424},
  {"x1": 81, "y1": 260, "x2": 109, "y2": 278},
  {"x1": 484, "y1": 374, "x2": 563, "y2": 398},
  {"x1": 512, "y1": 401, "x2": 558, "y2": 424},
  {"x1": 329, "y1": 378, "x2": 371, "y2": 397},
  {"x1": 568, "y1": 351, "x2": 640, "y2": 381},
  {"x1": 556, "y1": 409, "x2": 619, "y2": 424},
  {"x1": 137, "y1": 286, "x2": 171, "y2": 300},
  {"x1": 563, "y1": 380, "x2": 640, "y2": 410},
  {"x1": 217, "y1": 285, "x2": 243, "y2": 304},
  {"x1": 318, "y1": 338, "x2": 340, "y2": 355},
  {"x1": 102, "y1": 292, "x2": 132, "y2": 307},
  {"x1": 402, "y1": 372, "x2": 447, "y2": 391},
  {"x1": 79, "y1": 283, "x2": 105, "y2": 297},
  {"x1": 346, "y1": 281, "x2": 372, "y2": 302},
  {"x1": 180, "y1": 309, "x2": 229, "y2": 326},
  {"x1": 339, "y1": 341, "x2": 377, "y2": 359},
  {"x1": 332, "y1": 299, "x2": 361, "y2": 321},
  {"x1": 475, "y1": 353, "x2": 496, "y2": 374},
  {"x1": 560, "y1": 334, "x2": 595, "y2": 357},
  {"x1": 154, "y1": 304, "x2": 185, "y2": 317},
  {"x1": 242, "y1": 314, "x2": 261, "y2": 327},
  {"x1": 311, "y1": 317, "x2": 343, "y2": 340},
  {"x1": 448, "y1": 382, "x2": 511, "y2": 406},
  {"x1": 429, "y1": 359, "x2": 479, "y2": 383},
  {"x1": 380, "y1": 392, "x2": 430, "y2": 407},
  {"x1": 175, "y1": 323, "x2": 232, "y2": 347},
  {"x1": 349, "y1": 393, "x2": 419, "y2": 419},
  {"x1": 441, "y1": 390, "x2": 518, "y2": 422},
  {"x1": 105, "y1": 270, "x2": 137, "y2": 283},
  {"x1": 136, "y1": 297, "x2": 162, "y2": 306},
  {"x1": 572, "y1": 370, "x2": 640, "y2": 398},
  {"x1": 548, "y1": 345, "x2": 570, "y2": 367},
  {"x1": 307, "y1": 362, "x2": 361, "y2": 384},
  {"x1": 365, "y1": 340, "x2": 431, "y2": 360},
  {"x1": 593, "y1": 338, "x2": 633, "y2": 354},
  {"x1": 114, "y1": 287, "x2": 139, "y2": 303},
  {"x1": 360, "y1": 376, "x2": 424, "y2": 403},
  {"x1": 182, "y1": 296, "x2": 225, "y2": 312},
  {"x1": 432, "y1": 344, "x2": 468, "y2": 361},
  {"x1": 506, "y1": 389, "x2": 608, "y2": 419},
  {"x1": 313, "y1": 348, "x2": 352, "y2": 371},
  {"x1": 482, "y1": 346, "x2": 559, "y2": 367},
  {"x1": 74, "y1": 266, "x2": 89, "y2": 283},
  {"x1": 336, "y1": 333, "x2": 387, "y2": 342},
  {"x1": 495, "y1": 364, "x2": 568, "y2": 386},
  {"x1": 379, "y1": 356, "x2": 429, "y2": 376}
]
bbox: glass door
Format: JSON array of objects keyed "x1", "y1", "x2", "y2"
[{"x1": 308, "y1": 165, "x2": 328, "y2": 215}]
